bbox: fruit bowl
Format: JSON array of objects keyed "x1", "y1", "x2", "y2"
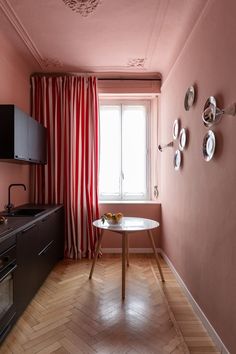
[
  {"x1": 101, "y1": 212, "x2": 123, "y2": 225},
  {"x1": 106, "y1": 218, "x2": 123, "y2": 225}
]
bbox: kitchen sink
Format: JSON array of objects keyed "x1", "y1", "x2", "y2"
[{"x1": 8, "y1": 208, "x2": 46, "y2": 217}]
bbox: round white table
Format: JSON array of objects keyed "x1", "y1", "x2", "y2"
[{"x1": 89, "y1": 217, "x2": 165, "y2": 299}]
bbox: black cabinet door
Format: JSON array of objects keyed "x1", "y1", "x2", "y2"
[
  {"x1": 0, "y1": 105, "x2": 15, "y2": 159},
  {"x1": 28, "y1": 117, "x2": 38, "y2": 162},
  {"x1": 37, "y1": 215, "x2": 56, "y2": 284},
  {"x1": 14, "y1": 107, "x2": 28, "y2": 161},
  {"x1": 37, "y1": 209, "x2": 64, "y2": 281},
  {"x1": 15, "y1": 223, "x2": 39, "y2": 315},
  {"x1": 15, "y1": 207, "x2": 64, "y2": 318},
  {"x1": 28, "y1": 117, "x2": 47, "y2": 164},
  {"x1": 0, "y1": 105, "x2": 47, "y2": 164}
]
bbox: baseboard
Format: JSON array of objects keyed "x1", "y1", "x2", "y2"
[
  {"x1": 160, "y1": 249, "x2": 229, "y2": 354},
  {"x1": 102, "y1": 248, "x2": 154, "y2": 254}
]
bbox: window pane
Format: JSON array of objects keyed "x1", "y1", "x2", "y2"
[
  {"x1": 122, "y1": 105, "x2": 147, "y2": 198},
  {"x1": 99, "y1": 106, "x2": 121, "y2": 198}
]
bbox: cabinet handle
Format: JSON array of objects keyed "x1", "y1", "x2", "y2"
[
  {"x1": 22, "y1": 224, "x2": 37, "y2": 233},
  {"x1": 0, "y1": 263, "x2": 17, "y2": 283},
  {"x1": 38, "y1": 240, "x2": 54, "y2": 256}
]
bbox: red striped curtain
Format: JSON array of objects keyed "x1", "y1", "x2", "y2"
[{"x1": 31, "y1": 76, "x2": 99, "y2": 259}]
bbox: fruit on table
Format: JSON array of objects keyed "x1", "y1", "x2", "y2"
[
  {"x1": 101, "y1": 212, "x2": 123, "y2": 224},
  {"x1": 0, "y1": 216, "x2": 7, "y2": 224},
  {"x1": 115, "y1": 212, "x2": 123, "y2": 220},
  {"x1": 104, "y1": 212, "x2": 112, "y2": 219}
]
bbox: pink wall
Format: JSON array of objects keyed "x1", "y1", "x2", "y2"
[
  {"x1": 158, "y1": 0, "x2": 236, "y2": 352},
  {"x1": 99, "y1": 203, "x2": 161, "y2": 249},
  {"x1": 0, "y1": 32, "x2": 33, "y2": 210}
]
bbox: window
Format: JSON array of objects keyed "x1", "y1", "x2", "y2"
[{"x1": 99, "y1": 100, "x2": 150, "y2": 200}]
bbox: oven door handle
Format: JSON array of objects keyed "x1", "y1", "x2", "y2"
[{"x1": 0, "y1": 264, "x2": 17, "y2": 283}]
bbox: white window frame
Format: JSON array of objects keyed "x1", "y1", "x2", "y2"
[{"x1": 99, "y1": 99, "x2": 151, "y2": 201}]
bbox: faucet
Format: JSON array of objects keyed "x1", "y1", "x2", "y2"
[{"x1": 6, "y1": 184, "x2": 27, "y2": 214}]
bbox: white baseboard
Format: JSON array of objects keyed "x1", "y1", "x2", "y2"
[{"x1": 160, "y1": 250, "x2": 229, "y2": 354}]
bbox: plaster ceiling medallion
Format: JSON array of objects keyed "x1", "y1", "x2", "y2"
[
  {"x1": 127, "y1": 58, "x2": 146, "y2": 68},
  {"x1": 62, "y1": 0, "x2": 101, "y2": 17}
]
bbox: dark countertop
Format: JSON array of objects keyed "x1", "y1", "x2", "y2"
[{"x1": 0, "y1": 204, "x2": 63, "y2": 244}]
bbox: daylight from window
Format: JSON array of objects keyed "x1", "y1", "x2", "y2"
[{"x1": 99, "y1": 102, "x2": 149, "y2": 200}]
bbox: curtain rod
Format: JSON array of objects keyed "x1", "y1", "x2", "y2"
[
  {"x1": 30, "y1": 72, "x2": 161, "y2": 81},
  {"x1": 98, "y1": 78, "x2": 161, "y2": 81}
]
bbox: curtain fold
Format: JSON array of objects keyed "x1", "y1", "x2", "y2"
[{"x1": 31, "y1": 76, "x2": 99, "y2": 259}]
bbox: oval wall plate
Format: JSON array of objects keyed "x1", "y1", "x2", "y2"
[
  {"x1": 179, "y1": 128, "x2": 187, "y2": 151},
  {"x1": 172, "y1": 119, "x2": 180, "y2": 140},
  {"x1": 184, "y1": 86, "x2": 195, "y2": 111},
  {"x1": 174, "y1": 149, "x2": 182, "y2": 170},
  {"x1": 203, "y1": 130, "x2": 216, "y2": 161}
]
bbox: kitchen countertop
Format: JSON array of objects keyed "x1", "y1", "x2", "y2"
[{"x1": 0, "y1": 204, "x2": 63, "y2": 244}]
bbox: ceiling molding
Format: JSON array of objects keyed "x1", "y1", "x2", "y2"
[
  {"x1": 0, "y1": 0, "x2": 44, "y2": 68},
  {"x1": 145, "y1": 0, "x2": 170, "y2": 68},
  {"x1": 0, "y1": 0, "x2": 204, "y2": 76}
]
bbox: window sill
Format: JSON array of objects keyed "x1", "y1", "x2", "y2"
[{"x1": 99, "y1": 200, "x2": 160, "y2": 204}]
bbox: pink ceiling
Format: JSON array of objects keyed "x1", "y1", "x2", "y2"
[{"x1": 0, "y1": 0, "x2": 208, "y2": 79}]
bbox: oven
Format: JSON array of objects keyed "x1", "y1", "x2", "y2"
[{"x1": 0, "y1": 235, "x2": 17, "y2": 343}]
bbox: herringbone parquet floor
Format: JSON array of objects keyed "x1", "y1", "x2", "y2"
[{"x1": 0, "y1": 255, "x2": 218, "y2": 354}]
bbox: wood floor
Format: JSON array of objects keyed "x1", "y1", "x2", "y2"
[{"x1": 1, "y1": 255, "x2": 219, "y2": 354}]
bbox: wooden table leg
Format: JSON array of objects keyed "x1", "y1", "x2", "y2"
[
  {"x1": 89, "y1": 229, "x2": 104, "y2": 279},
  {"x1": 126, "y1": 233, "x2": 129, "y2": 267},
  {"x1": 122, "y1": 232, "x2": 127, "y2": 299},
  {"x1": 147, "y1": 230, "x2": 165, "y2": 282}
]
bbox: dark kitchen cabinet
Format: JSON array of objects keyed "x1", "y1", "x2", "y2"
[
  {"x1": 14, "y1": 107, "x2": 28, "y2": 160},
  {"x1": 15, "y1": 223, "x2": 40, "y2": 315},
  {"x1": 28, "y1": 117, "x2": 39, "y2": 162},
  {"x1": 0, "y1": 105, "x2": 47, "y2": 164},
  {"x1": 37, "y1": 208, "x2": 64, "y2": 285},
  {"x1": 15, "y1": 207, "x2": 64, "y2": 317},
  {"x1": 28, "y1": 117, "x2": 47, "y2": 163}
]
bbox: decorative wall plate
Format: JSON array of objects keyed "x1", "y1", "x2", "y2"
[
  {"x1": 202, "y1": 96, "x2": 222, "y2": 127},
  {"x1": 203, "y1": 130, "x2": 216, "y2": 161},
  {"x1": 179, "y1": 128, "x2": 187, "y2": 151},
  {"x1": 172, "y1": 119, "x2": 180, "y2": 140},
  {"x1": 184, "y1": 86, "x2": 195, "y2": 111},
  {"x1": 174, "y1": 149, "x2": 182, "y2": 170}
]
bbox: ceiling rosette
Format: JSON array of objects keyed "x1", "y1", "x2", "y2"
[{"x1": 62, "y1": 0, "x2": 101, "y2": 17}]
